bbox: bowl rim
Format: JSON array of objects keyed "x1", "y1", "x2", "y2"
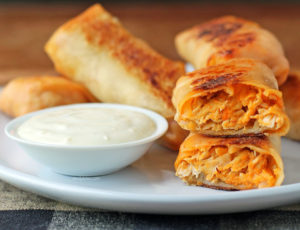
[{"x1": 5, "y1": 103, "x2": 168, "y2": 150}]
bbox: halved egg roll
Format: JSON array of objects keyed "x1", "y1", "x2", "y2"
[
  {"x1": 175, "y1": 133, "x2": 284, "y2": 190},
  {"x1": 45, "y1": 4, "x2": 185, "y2": 118},
  {"x1": 175, "y1": 16, "x2": 289, "y2": 85},
  {"x1": 172, "y1": 59, "x2": 290, "y2": 136},
  {"x1": 280, "y1": 71, "x2": 300, "y2": 141}
]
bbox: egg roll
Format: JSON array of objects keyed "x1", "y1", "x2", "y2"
[
  {"x1": 158, "y1": 119, "x2": 189, "y2": 151},
  {"x1": 0, "y1": 76, "x2": 98, "y2": 117},
  {"x1": 175, "y1": 15, "x2": 289, "y2": 85},
  {"x1": 175, "y1": 133, "x2": 284, "y2": 190},
  {"x1": 280, "y1": 71, "x2": 300, "y2": 141},
  {"x1": 45, "y1": 4, "x2": 185, "y2": 118},
  {"x1": 172, "y1": 59, "x2": 290, "y2": 136}
]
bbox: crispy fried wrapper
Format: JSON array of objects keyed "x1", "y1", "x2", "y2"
[
  {"x1": 0, "y1": 76, "x2": 98, "y2": 117},
  {"x1": 158, "y1": 119, "x2": 189, "y2": 151},
  {"x1": 45, "y1": 4, "x2": 185, "y2": 118},
  {"x1": 175, "y1": 16, "x2": 289, "y2": 85},
  {"x1": 172, "y1": 59, "x2": 290, "y2": 136},
  {"x1": 280, "y1": 70, "x2": 300, "y2": 141},
  {"x1": 175, "y1": 133, "x2": 284, "y2": 190}
]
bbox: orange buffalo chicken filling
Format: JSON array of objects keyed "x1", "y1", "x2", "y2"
[
  {"x1": 179, "y1": 85, "x2": 286, "y2": 134},
  {"x1": 175, "y1": 145, "x2": 279, "y2": 190}
]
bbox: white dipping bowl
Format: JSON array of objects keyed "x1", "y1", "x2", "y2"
[{"x1": 5, "y1": 103, "x2": 168, "y2": 176}]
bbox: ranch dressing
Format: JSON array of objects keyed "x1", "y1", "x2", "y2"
[{"x1": 17, "y1": 107, "x2": 156, "y2": 146}]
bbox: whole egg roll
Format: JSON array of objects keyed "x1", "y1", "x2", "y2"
[
  {"x1": 0, "y1": 76, "x2": 98, "y2": 117},
  {"x1": 175, "y1": 16, "x2": 289, "y2": 86},
  {"x1": 280, "y1": 71, "x2": 300, "y2": 141},
  {"x1": 158, "y1": 119, "x2": 189, "y2": 151},
  {"x1": 175, "y1": 133, "x2": 284, "y2": 190},
  {"x1": 45, "y1": 4, "x2": 185, "y2": 118},
  {"x1": 172, "y1": 59, "x2": 290, "y2": 136}
]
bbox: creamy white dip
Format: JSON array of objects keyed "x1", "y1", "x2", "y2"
[{"x1": 17, "y1": 107, "x2": 156, "y2": 146}]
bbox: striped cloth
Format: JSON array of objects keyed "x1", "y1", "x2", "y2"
[{"x1": 1, "y1": 180, "x2": 300, "y2": 230}]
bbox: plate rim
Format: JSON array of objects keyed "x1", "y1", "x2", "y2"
[{"x1": 0, "y1": 158, "x2": 300, "y2": 203}]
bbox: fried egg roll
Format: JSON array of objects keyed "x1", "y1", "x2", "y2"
[
  {"x1": 175, "y1": 133, "x2": 284, "y2": 190},
  {"x1": 172, "y1": 59, "x2": 289, "y2": 136},
  {"x1": 0, "y1": 76, "x2": 98, "y2": 117},
  {"x1": 158, "y1": 119, "x2": 189, "y2": 151},
  {"x1": 45, "y1": 4, "x2": 185, "y2": 118},
  {"x1": 280, "y1": 71, "x2": 300, "y2": 141},
  {"x1": 175, "y1": 16, "x2": 289, "y2": 85}
]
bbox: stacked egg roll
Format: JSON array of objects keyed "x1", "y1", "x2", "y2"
[
  {"x1": 175, "y1": 134, "x2": 283, "y2": 190},
  {"x1": 173, "y1": 16, "x2": 290, "y2": 190},
  {"x1": 172, "y1": 58, "x2": 289, "y2": 190},
  {"x1": 173, "y1": 59, "x2": 289, "y2": 136}
]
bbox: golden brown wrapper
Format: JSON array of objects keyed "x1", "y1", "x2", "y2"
[
  {"x1": 172, "y1": 58, "x2": 290, "y2": 136},
  {"x1": 0, "y1": 76, "x2": 98, "y2": 117},
  {"x1": 280, "y1": 70, "x2": 300, "y2": 141},
  {"x1": 158, "y1": 119, "x2": 189, "y2": 151},
  {"x1": 45, "y1": 4, "x2": 185, "y2": 118},
  {"x1": 175, "y1": 133, "x2": 284, "y2": 190},
  {"x1": 175, "y1": 15, "x2": 289, "y2": 86}
]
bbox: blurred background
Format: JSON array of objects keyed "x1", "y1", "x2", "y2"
[{"x1": 0, "y1": 0, "x2": 299, "y2": 84}]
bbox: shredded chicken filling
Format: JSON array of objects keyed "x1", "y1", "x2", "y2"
[
  {"x1": 177, "y1": 146, "x2": 278, "y2": 189},
  {"x1": 181, "y1": 85, "x2": 284, "y2": 133}
]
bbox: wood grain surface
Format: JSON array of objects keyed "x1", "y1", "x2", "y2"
[{"x1": 0, "y1": 3, "x2": 299, "y2": 85}]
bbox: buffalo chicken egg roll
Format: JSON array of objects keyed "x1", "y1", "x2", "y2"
[
  {"x1": 280, "y1": 71, "x2": 300, "y2": 141},
  {"x1": 172, "y1": 59, "x2": 290, "y2": 136},
  {"x1": 175, "y1": 15, "x2": 289, "y2": 85},
  {"x1": 158, "y1": 119, "x2": 189, "y2": 151},
  {"x1": 45, "y1": 4, "x2": 185, "y2": 118},
  {"x1": 0, "y1": 76, "x2": 98, "y2": 117},
  {"x1": 175, "y1": 133, "x2": 284, "y2": 190}
]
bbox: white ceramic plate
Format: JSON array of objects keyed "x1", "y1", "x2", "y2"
[{"x1": 1, "y1": 113, "x2": 300, "y2": 214}]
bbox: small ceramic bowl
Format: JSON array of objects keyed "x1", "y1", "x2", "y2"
[{"x1": 5, "y1": 103, "x2": 168, "y2": 176}]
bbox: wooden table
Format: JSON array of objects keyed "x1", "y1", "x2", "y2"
[{"x1": 0, "y1": 3, "x2": 300, "y2": 85}]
